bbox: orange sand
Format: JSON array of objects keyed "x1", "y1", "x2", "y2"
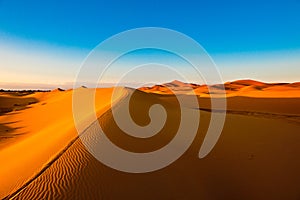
[
  {"x1": 139, "y1": 79, "x2": 300, "y2": 97},
  {"x1": 0, "y1": 87, "x2": 126, "y2": 198},
  {"x1": 0, "y1": 80, "x2": 300, "y2": 199},
  {"x1": 6, "y1": 88, "x2": 300, "y2": 199}
]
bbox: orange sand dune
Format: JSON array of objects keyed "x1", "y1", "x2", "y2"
[
  {"x1": 0, "y1": 87, "x2": 127, "y2": 198},
  {"x1": 1, "y1": 83, "x2": 300, "y2": 199},
  {"x1": 139, "y1": 79, "x2": 300, "y2": 97},
  {"x1": 139, "y1": 80, "x2": 200, "y2": 94},
  {"x1": 5, "y1": 88, "x2": 300, "y2": 199}
]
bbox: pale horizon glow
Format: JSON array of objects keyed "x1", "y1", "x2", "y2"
[{"x1": 0, "y1": 36, "x2": 300, "y2": 90}]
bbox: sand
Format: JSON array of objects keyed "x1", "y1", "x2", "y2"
[
  {"x1": 1, "y1": 80, "x2": 300, "y2": 199},
  {"x1": 0, "y1": 87, "x2": 126, "y2": 199},
  {"x1": 140, "y1": 79, "x2": 300, "y2": 97}
]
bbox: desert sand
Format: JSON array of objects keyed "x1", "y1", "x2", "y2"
[
  {"x1": 140, "y1": 79, "x2": 300, "y2": 97},
  {"x1": 1, "y1": 80, "x2": 300, "y2": 199},
  {"x1": 0, "y1": 87, "x2": 127, "y2": 199}
]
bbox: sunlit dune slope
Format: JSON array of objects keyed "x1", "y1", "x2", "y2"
[
  {"x1": 0, "y1": 87, "x2": 127, "y2": 198},
  {"x1": 9, "y1": 88, "x2": 300, "y2": 199}
]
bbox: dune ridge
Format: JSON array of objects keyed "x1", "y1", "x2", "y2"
[
  {"x1": 139, "y1": 79, "x2": 300, "y2": 97},
  {"x1": 4, "y1": 88, "x2": 300, "y2": 199},
  {"x1": 1, "y1": 81, "x2": 300, "y2": 199}
]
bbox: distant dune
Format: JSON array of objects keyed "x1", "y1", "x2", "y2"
[
  {"x1": 0, "y1": 80, "x2": 300, "y2": 199},
  {"x1": 139, "y1": 79, "x2": 300, "y2": 97}
]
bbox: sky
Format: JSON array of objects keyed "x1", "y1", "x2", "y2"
[{"x1": 0, "y1": 0, "x2": 299, "y2": 89}]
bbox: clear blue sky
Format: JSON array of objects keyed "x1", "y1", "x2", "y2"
[{"x1": 0, "y1": 0, "x2": 299, "y2": 88}]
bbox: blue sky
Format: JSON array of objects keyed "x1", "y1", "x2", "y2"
[{"x1": 0, "y1": 0, "x2": 299, "y2": 88}]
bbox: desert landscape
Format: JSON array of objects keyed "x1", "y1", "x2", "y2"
[
  {"x1": 0, "y1": 80, "x2": 300, "y2": 199},
  {"x1": 1, "y1": 1, "x2": 299, "y2": 199}
]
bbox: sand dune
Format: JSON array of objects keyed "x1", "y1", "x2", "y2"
[
  {"x1": 1, "y1": 81, "x2": 300, "y2": 199},
  {"x1": 139, "y1": 79, "x2": 300, "y2": 97},
  {"x1": 139, "y1": 80, "x2": 200, "y2": 94},
  {"x1": 0, "y1": 87, "x2": 126, "y2": 199},
  {"x1": 0, "y1": 88, "x2": 299, "y2": 199}
]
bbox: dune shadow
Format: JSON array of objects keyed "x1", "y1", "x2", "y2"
[
  {"x1": 0, "y1": 95, "x2": 39, "y2": 116},
  {"x1": 0, "y1": 122, "x2": 26, "y2": 141}
]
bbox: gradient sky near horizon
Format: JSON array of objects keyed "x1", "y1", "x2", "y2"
[{"x1": 0, "y1": 0, "x2": 299, "y2": 89}]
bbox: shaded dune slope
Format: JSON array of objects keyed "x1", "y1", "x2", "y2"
[{"x1": 10, "y1": 89, "x2": 300, "y2": 199}]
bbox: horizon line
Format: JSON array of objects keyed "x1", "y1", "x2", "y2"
[{"x1": 1, "y1": 79, "x2": 300, "y2": 90}]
